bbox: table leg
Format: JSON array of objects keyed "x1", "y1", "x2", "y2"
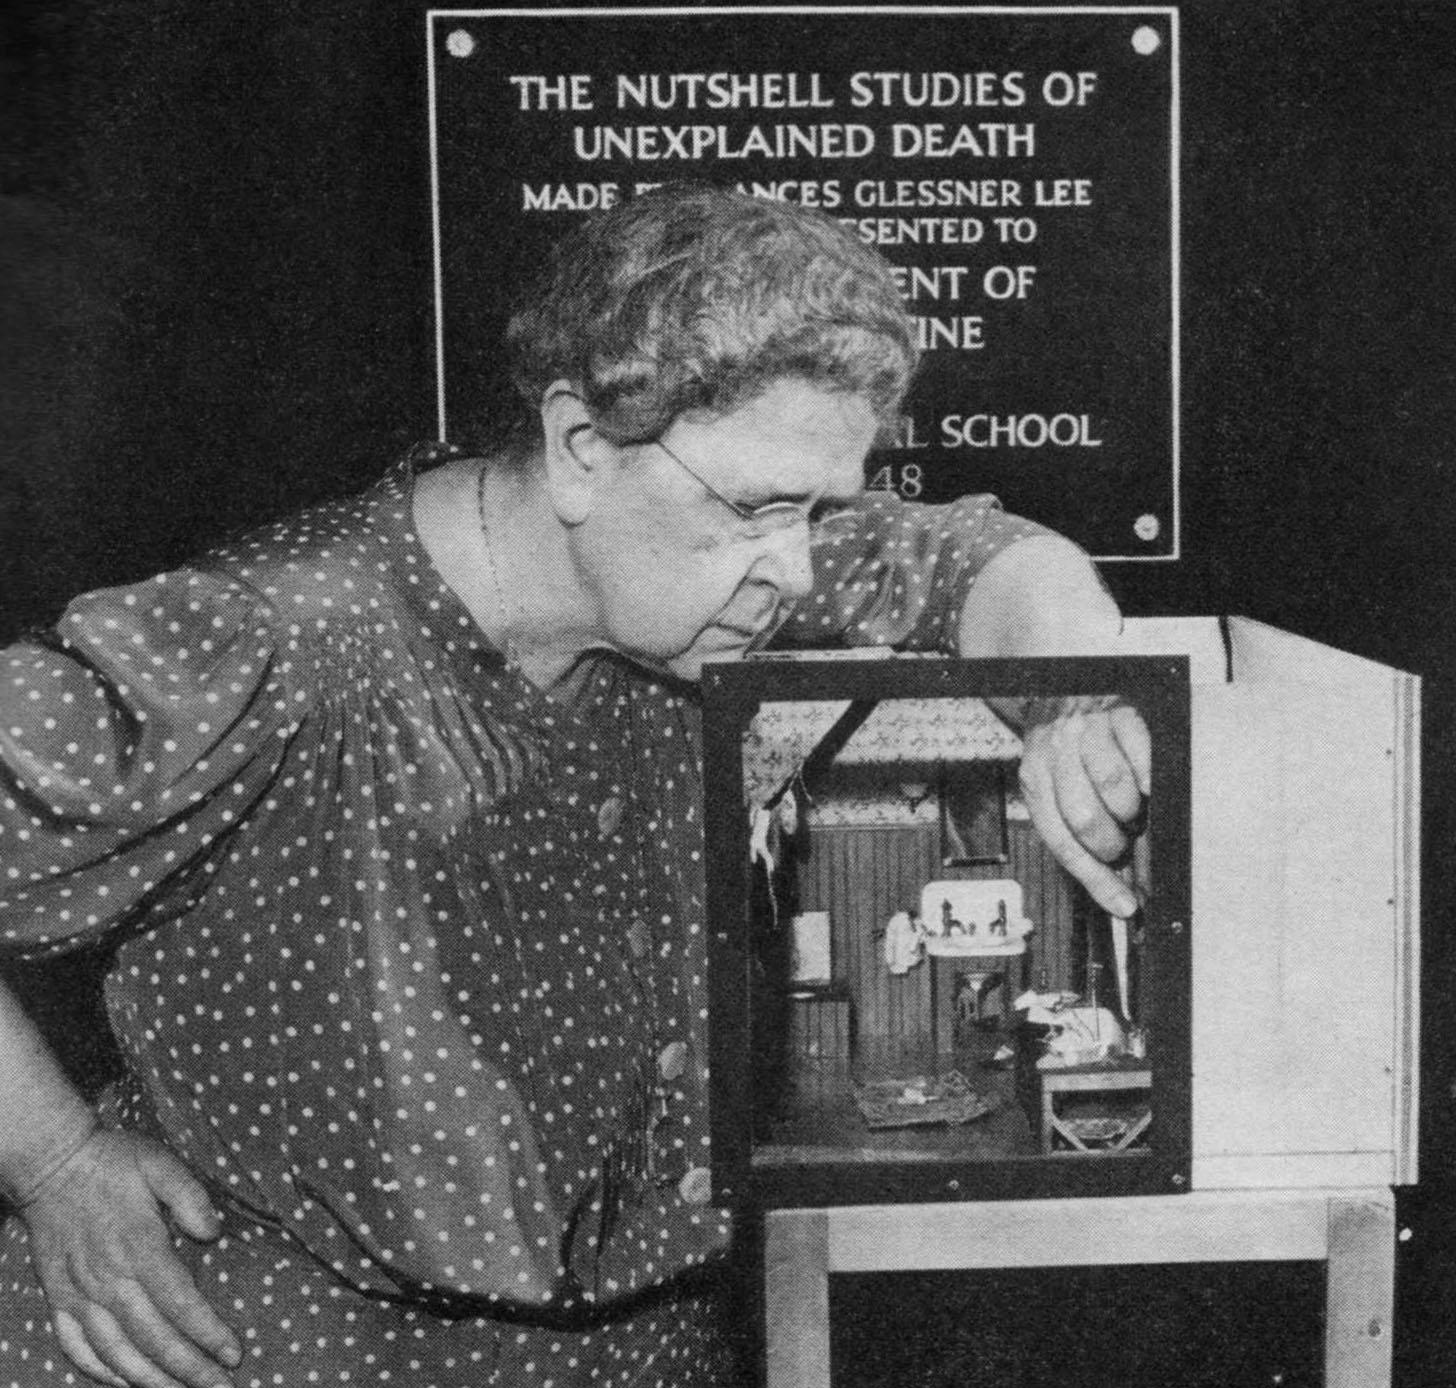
[
  {"x1": 1324, "y1": 1194, "x2": 1395, "y2": 1388},
  {"x1": 765, "y1": 1209, "x2": 831, "y2": 1388}
]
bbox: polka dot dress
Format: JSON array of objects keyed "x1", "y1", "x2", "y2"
[{"x1": 0, "y1": 446, "x2": 1044, "y2": 1386}]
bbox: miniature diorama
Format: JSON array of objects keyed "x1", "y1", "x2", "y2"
[
  {"x1": 703, "y1": 654, "x2": 1192, "y2": 1207},
  {"x1": 745, "y1": 622, "x2": 1420, "y2": 1388}
]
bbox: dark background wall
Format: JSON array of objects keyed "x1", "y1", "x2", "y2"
[{"x1": 3, "y1": 1, "x2": 1454, "y2": 1382}]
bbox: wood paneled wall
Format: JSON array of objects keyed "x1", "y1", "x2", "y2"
[{"x1": 796, "y1": 822, "x2": 1077, "y2": 1043}]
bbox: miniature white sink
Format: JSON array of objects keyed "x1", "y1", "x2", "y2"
[
  {"x1": 919, "y1": 879, "x2": 1033, "y2": 957},
  {"x1": 925, "y1": 933, "x2": 1028, "y2": 958}
]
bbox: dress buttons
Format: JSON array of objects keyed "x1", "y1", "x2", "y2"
[
  {"x1": 657, "y1": 1040, "x2": 689, "y2": 1082},
  {"x1": 678, "y1": 1166, "x2": 713, "y2": 1205},
  {"x1": 597, "y1": 796, "x2": 624, "y2": 836},
  {"x1": 625, "y1": 919, "x2": 650, "y2": 959}
]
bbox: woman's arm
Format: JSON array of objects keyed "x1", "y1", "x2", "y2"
[
  {"x1": 954, "y1": 533, "x2": 1124, "y2": 658},
  {"x1": 783, "y1": 500, "x2": 1150, "y2": 916},
  {"x1": 0, "y1": 973, "x2": 97, "y2": 1206},
  {"x1": 955, "y1": 535, "x2": 1150, "y2": 918},
  {"x1": 0, "y1": 974, "x2": 242, "y2": 1388},
  {"x1": 0, "y1": 570, "x2": 302, "y2": 1386}
]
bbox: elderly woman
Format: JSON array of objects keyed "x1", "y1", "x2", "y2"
[{"x1": 0, "y1": 185, "x2": 1147, "y2": 1388}]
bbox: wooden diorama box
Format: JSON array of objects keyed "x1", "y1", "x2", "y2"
[{"x1": 701, "y1": 618, "x2": 1419, "y2": 1209}]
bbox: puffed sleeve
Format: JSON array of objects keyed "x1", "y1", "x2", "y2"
[
  {"x1": 774, "y1": 490, "x2": 1053, "y2": 652},
  {"x1": 0, "y1": 569, "x2": 305, "y2": 955}
]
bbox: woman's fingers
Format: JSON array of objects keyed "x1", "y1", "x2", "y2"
[
  {"x1": 1020, "y1": 736, "x2": 1136, "y2": 917},
  {"x1": 104, "y1": 1278, "x2": 233, "y2": 1388},
  {"x1": 131, "y1": 1235, "x2": 243, "y2": 1373},
  {"x1": 1020, "y1": 702, "x2": 1152, "y2": 918},
  {"x1": 1109, "y1": 703, "x2": 1153, "y2": 798},
  {"x1": 52, "y1": 1308, "x2": 130, "y2": 1388},
  {"x1": 140, "y1": 1148, "x2": 222, "y2": 1245},
  {"x1": 1049, "y1": 736, "x2": 1130, "y2": 864},
  {"x1": 63, "y1": 1229, "x2": 239, "y2": 1388},
  {"x1": 76, "y1": 1300, "x2": 192, "y2": 1388},
  {"x1": 55, "y1": 1252, "x2": 235, "y2": 1388}
]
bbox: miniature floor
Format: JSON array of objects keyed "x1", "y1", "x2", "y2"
[{"x1": 756, "y1": 1026, "x2": 1037, "y2": 1166}]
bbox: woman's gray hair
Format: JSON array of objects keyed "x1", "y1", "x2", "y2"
[{"x1": 505, "y1": 183, "x2": 918, "y2": 444}]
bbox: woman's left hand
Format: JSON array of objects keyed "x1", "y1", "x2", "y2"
[{"x1": 20, "y1": 1127, "x2": 242, "y2": 1388}]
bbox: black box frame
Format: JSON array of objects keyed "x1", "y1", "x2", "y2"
[{"x1": 702, "y1": 655, "x2": 1192, "y2": 1208}]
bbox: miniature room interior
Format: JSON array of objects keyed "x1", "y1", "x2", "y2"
[{"x1": 739, "y1": 691, "x2": 1156, "y2": 1172}]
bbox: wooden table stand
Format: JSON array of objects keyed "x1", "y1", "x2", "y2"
[{"x1": 764, "y1": 1189, "x2": 1396, "y2": 1388}]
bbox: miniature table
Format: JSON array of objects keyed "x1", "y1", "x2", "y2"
[
  {"x1": 765, "y1": 1189, "x2": 1395, "y2": 1388},
  {"x1": 1039, "y1": 1058, "x2": 1153, "y2": 1153}
]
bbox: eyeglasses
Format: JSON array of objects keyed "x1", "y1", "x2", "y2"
[{"x1": 650, "y1": 437, "x2": 856, "y2": 541}]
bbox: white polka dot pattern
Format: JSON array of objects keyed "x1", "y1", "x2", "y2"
[{"x1": 0, "y1": 445, "x2": 1042, "y2": 1384}]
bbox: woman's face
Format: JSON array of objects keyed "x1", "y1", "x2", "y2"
[{"x1": 577, "y1": 378, "x2": 879, "y2": 681}]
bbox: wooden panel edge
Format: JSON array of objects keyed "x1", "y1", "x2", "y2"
[
  {"x1": 765, "y1": 1210, "x2": 832, "y2": 1388},
  {"x1": 1393, "y1": 671, "x2": 1421, "y2": 1184},
  {"x1": 824, "y1": 1193, "x2": 1331, "y2": 1272}
]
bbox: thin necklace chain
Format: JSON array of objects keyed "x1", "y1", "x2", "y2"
[{"x1": 475, "y1": 464, "x2": 520, "y2": 670}]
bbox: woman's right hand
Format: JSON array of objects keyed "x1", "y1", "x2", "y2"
[{"x1": 19, "y1": 1127, "x2": 243, "y2": 1388}]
